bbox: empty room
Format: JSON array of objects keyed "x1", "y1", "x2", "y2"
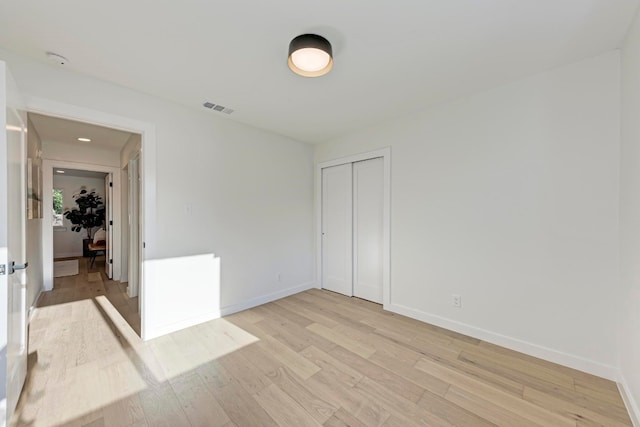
[{"x1": 1, "y1": 1, "x2": 640, "y2": 426}]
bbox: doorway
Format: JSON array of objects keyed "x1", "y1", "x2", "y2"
[
  {"x1": 31, "y1": 111, "x2": 145, "y2": 337},
  {"x1": 23, "y1": 99, "x2": 155, "y2": 343},
  {"x1": 317, "y1": 149, "x2": 391, "y2": 305},
  {"x1": 51, "y1": 168, "x2": 110, "y2": 275},
  {"x1": 43, "y1": 161, "x2": 123, "y2": 287}
]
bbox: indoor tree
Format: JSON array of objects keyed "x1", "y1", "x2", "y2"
[{"x1": 63, "y1": 188, "x2": 106, "y2": 239}]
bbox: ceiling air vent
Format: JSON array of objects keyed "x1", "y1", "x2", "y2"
[{"x1": 203, "y1": 101, "x2": 234, "y2": 115}]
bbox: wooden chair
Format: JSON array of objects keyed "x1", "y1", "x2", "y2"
[{"x1": 88, "y1": 242, "x2": 106, "y2": 268}]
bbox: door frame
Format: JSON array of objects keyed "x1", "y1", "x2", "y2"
[
  {"x1": 26, "y1": 96, "x2": 156, "y2": 340},
  {"x1": 127, "y1": 154, "x2": 141, "y2": 301},
  {"x1": 315, "y1": 147, "x2": 391, "y2": 306},
  {"x1": 43, "y1": 160, "x2": 120, "y2": 285},
  {"x1": 105, "y1": 172, "x2": 114, "y2": 279}
]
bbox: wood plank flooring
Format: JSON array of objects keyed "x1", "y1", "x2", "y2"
[{"x1": 11, "y1": 261, "x2": 632, "y2": 426}]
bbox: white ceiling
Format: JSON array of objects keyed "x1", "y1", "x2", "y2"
[
  {"x1": 29, "y1": 113, "x2": 132, "y2": 151},
  {"x1": 2, "y1": 1, "x2": 639, "y2": 144}
]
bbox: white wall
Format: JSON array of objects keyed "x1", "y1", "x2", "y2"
[
  {"x1": 619, "y1": 7, "x2": 640, "y2": 425},
  {"x1": 26, "y1": 117, "x2": 43, "y2": 310},
  {"x1": 0, "y1": 49, "x2": 315, "y2": 337},
  {"x1": 52, "y1": 174, "x2": 106, "y2": 258},
  {"x1": 316, "y1": 51, "x2": 621, "y2": 378}
]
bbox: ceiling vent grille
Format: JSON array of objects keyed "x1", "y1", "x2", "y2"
[{"x1": 203, "y1": 101, "x2": 234, "y2": 115}]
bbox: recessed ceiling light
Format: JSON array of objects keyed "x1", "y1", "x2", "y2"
[
  {"x1": 77, "y1": 137, "x2": 91, "y2": 142},
  {"x1": 56, "y1": 170, "x2": 65, "y2": 174}
]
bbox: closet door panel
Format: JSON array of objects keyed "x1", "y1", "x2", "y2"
[
  {"x1": 321, "y1": 163, "x2": 353, "y2": 296},
  {"x1": 353, "y1": 157, "x2": 384, "y2": 303}
]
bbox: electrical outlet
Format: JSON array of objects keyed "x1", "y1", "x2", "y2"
[{"x1": 452, "y1": 294, "x2": 462, "y2": 308}]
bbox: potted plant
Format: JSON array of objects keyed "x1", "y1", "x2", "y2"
[{"x1": 63, "y1": 188, "x2": 106, "y2": 257}]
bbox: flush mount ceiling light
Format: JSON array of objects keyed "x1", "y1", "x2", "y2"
[
  {"x1": 77, "y1": 137, "x2": 91, "y2": 142},
  {"x1": 288, "y1": 34, "x2": 333, "y2": 77}
]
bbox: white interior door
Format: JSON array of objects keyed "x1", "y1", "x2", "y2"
[
  {"x1": 104, "y1": 173, "x2": 113, "y2": 278},
  {"x1": 353, "y1": 158, "x2": 384, "y2": 303},
  {"x1": 0, "y1": 62, "x2": 28, "y2": 427},
  {"x1": 321, "y1": 163, "x2": 353, "y2": 296}
]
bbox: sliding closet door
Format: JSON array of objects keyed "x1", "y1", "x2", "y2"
[
  {"x1": 353, "y1": 158, "x2": 384, "y2": 304},
  {"x1": 321, "y1": 163, "x2": 353, "y2": 296}
]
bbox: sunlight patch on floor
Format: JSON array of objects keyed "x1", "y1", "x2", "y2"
[
  {"x1": 149, "y1": 318, "x2": 260, "y2": 380},
  {"x1": 15, "y1": 297, "x2": 151, "y2": 426},
  {"x1": 14, "y1": 256, "x2": 263, "y2": 426}
]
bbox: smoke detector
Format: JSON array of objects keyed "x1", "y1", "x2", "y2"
[{"x1": 46, "y1": 52, "x2": 69, "y2": 65}]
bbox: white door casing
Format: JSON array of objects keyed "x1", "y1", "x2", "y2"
[
  {"x1": 321, "y1": 163, "x2": 353, "y2": 296},
  {"x1": 105, "y1": 173, "x2": 113, "y2": 278},
  {"x1": 0, "y1": 61, "x2": 28, "y2": 427},
  {"x1": 42, "y1": 160, "x2": 121, "y2": 290},
  {"x1": 353, "y1": 157, "x2": 384, "y2": 304},
  {"x1": 128, "y1": 156, "x2": 140, "y2": 298},
  {"x1": 23, "y1": 96, "x2": 154, "y2": 340}
]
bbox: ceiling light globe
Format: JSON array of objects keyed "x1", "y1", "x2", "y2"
[{"x1": 291, "y1": 48, "x2": 331, "y2": 72}]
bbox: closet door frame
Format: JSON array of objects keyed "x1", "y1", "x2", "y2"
[{"x1": 316, "y1": 147, "x2": 391, "y2": 306}]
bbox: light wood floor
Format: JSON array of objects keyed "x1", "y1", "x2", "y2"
[{"x1": 12, "y1": 263, "x2": 632, "y2": 427}]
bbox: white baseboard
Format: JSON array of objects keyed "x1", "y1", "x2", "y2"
[
  {"x1": 386, "y1": 302, "x2": 618, "y2": 381},
  {"x1": 144, "y1": 311, "x2": 221, "y2": 341},
  {"x1": 143, "y1": 282, "x2": 316, "y2": 341},
  {"x1": 54, "y1": 251, "x2": 83, "y2": 259},
  {"x1": 619, "y1": 375, "x2": 640, "y2": 427},
  {"x1": 220, "y1": 281, "x2": 316, "y2": 317}
]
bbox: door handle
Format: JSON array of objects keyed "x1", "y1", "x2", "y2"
[{"x1": 9, "y1": 261, "x2": 28, "y2": 274}]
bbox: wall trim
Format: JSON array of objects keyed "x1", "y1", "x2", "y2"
[
  {"x1": 54, "y1": 251, "x2": 83, "y2": 259},
  {"x1": 618, "y1": 375, "x2": 640, "y2": 427},
  {"x1": 142, "y1": 282, "x2": 316, "y2": 341},
  {"x1": 220, "y1": 281, "x2": 316, "y2": 317},
  {"x1": 387, "y1": 302, "x2": 619, "y2": 381},
  {"x1": 144, "y1": 311, "x2": 221, "y2": 341}
]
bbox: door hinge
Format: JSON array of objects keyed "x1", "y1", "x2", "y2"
[
  {"x1": 109, "y1": 182, "x2": 113, "y2": 187},
  {"x1": 109, "y1": 259, "x2": 113, "y2": 264},
  {"x1": 0, "y1": 264, "x2": 5, "y2": 275},
  {"x1": 109, "y1": 220, "x2": 113, "y2": 226},
  {"x1": 143, "y1": 242, "x2": 146, "y2": 248}
]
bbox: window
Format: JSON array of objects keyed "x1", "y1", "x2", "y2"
[{"x1": 53, "y1": 188, "x2": 64, "y2": 227}]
